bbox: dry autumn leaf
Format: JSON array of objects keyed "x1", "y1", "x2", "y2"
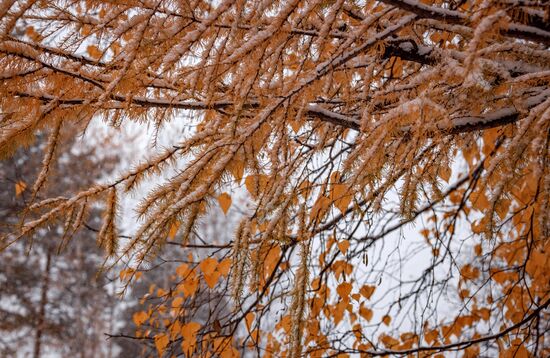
[
  {"x1": 199, "y1": 257, "x2": 218, "y2": 275},
  {"x1": 217, "y1": 192, "x2": 232, "y2": 214},
  {"x1": 86, "y1": 45, "x2": 102, "y2": 59},
  {"x1": 217, "y1": 258, "x2": 231, "y2": 277},
  {"x1": 15, "y1": 181, "x2": 26, "y2": 196},
  {"x1": 337, "y1": 240, "x2": 350, "y2": 255},
  {"x1": 132, "y1": 311, "x2": 148, "y2": 326},
  {"x1": 360, "y1": 285, "x2": 376, "y2": 300},
  {"x1": 168, "y1": 220, "x2": 180, "y2": 240},
  {"x1": 154, "y1": 333, "x2": 169, "y2": 356},
  {"x1": 336, "y1": 282, "x2": 352, "y2": 302}
]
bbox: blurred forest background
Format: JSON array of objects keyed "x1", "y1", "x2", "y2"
[{"x1": 0, "y1": 125, "x2": 236, "y2": 357}]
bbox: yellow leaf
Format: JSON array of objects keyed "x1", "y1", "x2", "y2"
[
  {"x1": 176, "y1": 263, "x2": 188, "y2": 277},
  {"x1": 172, "y1": 296, "x2": 183, "y2": 308},
  {"x1": 333, "y1": 186, "x2": 352, "y2": 214},
  {"x1": 265, "y1": 245, "x2": 281, "y2": 276},
  {"x1": 336, "y1": 282, "x2": 352, "y2": 301},
  {"x1": 168, "y1": 220, "x2": 180, "y2": 240},
  {"x1": 217, "y1": 258, "x2": 232, "y2": 277},
  {"x1": 310, "y1": 195, "x2": 331, "y2": 222},
  {"x1": 87, "y1": 45, "x2": 102, "y2": 59},
  {"x1": 180, "y1": 276, "x2": 199, "y2": 297},
  {"x1": 424, "y1": 329, "x2": 439, "y2": 344},
  {"x1": 439, "y1": 165, "x2": 451, "y2": 183},
  {"x1": 217, "y1": 192, "x2": 232, "y2": 215},
  {"x1": 81, "y1": 24, "x2": 92, "y2": 36},
  {"x1": 132, "y1": 311, "x2": 148, "y2": 326},
  {"x1": 119, "y1": 268, "x2": 133, "y2": 281},
  {"x1": 359, "y1": 285, "x2": 376, "y2": 300},
  {"x1": 15, "y1": 180, "x2": 27, "y2": 196},
  {"x1": 204, "y1": 271, "x2": 221, "y2": 288},
  {"x1": 476, "y1": 308, "x2": 490, "y2": 321},
  {"x1": 181, "y1": 321, "x2": 201, "y2": 342},
  {"x1": 245, "y1": 312, "x2": 255, "y2": 331},
  {"x1": 380, "y1": 334, "x2": 399, "y2": 348},
  {"x1": 199, "y1": 257, "x2": 218, "y2": 275},
  {"x1": 359, "y1": 304, "x2": 373, "y2": 322},
  {"x1": 154, "y1": 333, "x2": 169, "y2": 356},
  {"x1": 337, "y1": 240, "x2": 350, "y2": 255},
  {"x1": 290, "y1": 119, "x2": 303, "y2": 133},
  {"x1": 228, "y1": 157, "x2": 245, "y2": 183},
  {"x1": 26, "y1": 26, "x2": 42, "y2": 41}
]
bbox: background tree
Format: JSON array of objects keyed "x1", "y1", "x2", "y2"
[
  {"x1": 0, "y1": 128, "x2": 117, "y2": 357},
  {"x1": 1, "y1": 0, "x2": 549, "y2": 357}
]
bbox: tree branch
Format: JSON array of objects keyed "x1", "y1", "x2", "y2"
[
  {"x1": 345, "y1": 296, "x2": 550, "y2": 356},
  {"x1": 380, "y1": 0, "x2": 550, "y2": 45}
]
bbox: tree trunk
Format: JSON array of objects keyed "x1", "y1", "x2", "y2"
[{"x1": 33, "y1": 249, "x2": 52, "y2": 358}]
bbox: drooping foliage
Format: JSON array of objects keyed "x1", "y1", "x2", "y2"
[{"x1": 1, "y1": 0, "x2": 549, "y2": 356}]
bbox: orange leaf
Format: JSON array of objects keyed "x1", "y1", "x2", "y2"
[
  {"x1": 86, "y1": 45, "x2": 102, "y2": 59},
  {"x1": 228, "y1": 157, "x2": 245, "y2": 183},
  {"x1": 168, "y1": 220, "x2": 180, "y2": 240},
  {"x1": 359, "y1": 285, "x2": 376, "y2": 300},
  {"x1": 298, "y1": 180, "x2": 312, "y2": 199},
  {"x1": 333, "y1": 300, "x2": 347, "y2": 324},
  {"x1": 181, "y1": 322, "x2": 201, "y2": 354},
  {"x1": 119, "y1": 268, "x2": 133, "y2": 281},
  {"x1": 336, "y1": 282, "x2": 352, "y2": 301},
  {"x1": 290, "y1": 119, "x2": 303, "y2": 133},
  {"x1": 424, "y1": 329, "x2": 439, "y2": 344},
  {"x1": 359, "y1": 304, "x2": 373, "y2": 322},
  {"x1": 337, "y1": 240, "x2": 350, "y2": 255},
  {"x1": 474, "y1": 244, "x2": 482, "y2": 256},
  {"x1": 25, "y1": 26, "x2": 41, "y2": 41},
  {"x1": 203, "y1": 271, "x2": 221, "y2": 288},
  {"x1": 380, "y1": 334, "x2": 399, "y2": 348},
  {"x1": 245, "y1": 312, "x2": 255, "y2": 331},
  {"x1": 200, "y1": 257, "x2": 218, "y2": 275},
  {"x1": 181, "y1": 321, "x2": 201, "y2": 342},
  {"x1": 172, "y1": 296, "x2": 183, "y2": 308},
  {"x1": 169, "y1": 320, "x2": 182, "y2": 340},
  {"x1": 132, "y1": 311, "x2": 148, "y2": 326},
  {"x1": 154, "y1": 333, "x2": 169, "y2": 356},
  {"x1": 265, "y1": 245, "x2": 281, "y2": 275},
  {"x1": 310, "y1": 195, "x2": 331, "y2": 222},
  {"x1": 382, "y1": 315, "x2": 392, "y2": 326},
  {"x1": 476, "y1": 308, "x2": 490, "y2": 321},
  {"x1": 15, "y1": 181, "x2": 27, "y2": 196},
  {"x1": 182, "y1": 277, "x2": 199, "y2": 297},
  {"x1": 218, "y1": 258, "x2": 232, "y2": 277},
  {"x1": 176, "y1": 263, "x2": 189, "y2": 277},
  {"x1": 439, "y1": 165, "x2": 451, "y2": 183},
  {"x1": 331, "y1": 183, "x2": 352, "y2": 214},
  {"x1": 217, "y1": 192, "x2": 232, "y2": 214}
]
